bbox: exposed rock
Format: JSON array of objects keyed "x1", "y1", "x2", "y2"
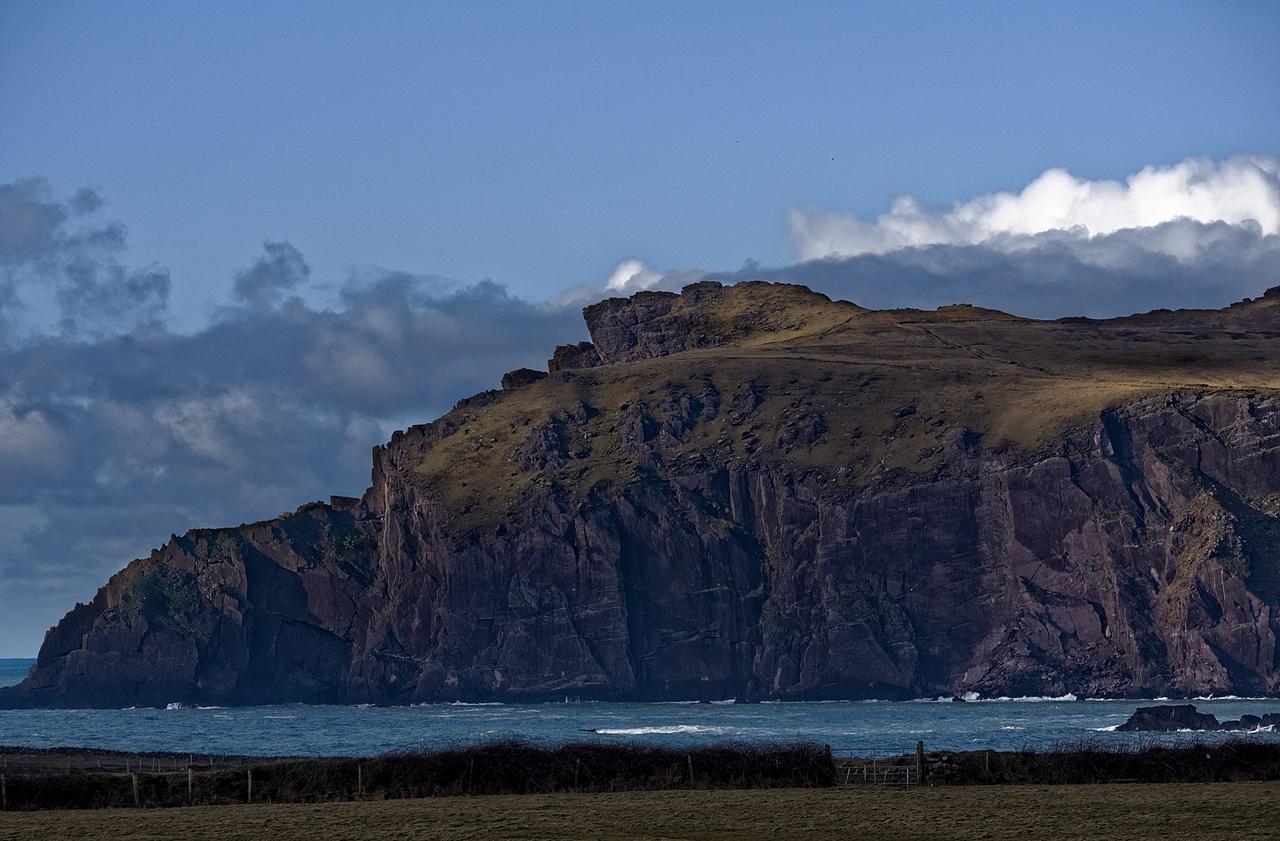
[
  {"x1": 6, "y1": 282, "x2": 1280, "y2": 708},
  {"x1": 548, "y1": 341, "x2": 601, "y2": 372},
  {"x1": 1117, "y1": 704, "x2": 1223, "y2": 731},
  {"x1": 1118, "y1": 704, "x2": 1280, "y2": 731},
  {"x1": 582, "y1": 281, "x2": 859, "y2": 364},
  {"x1": 500, "y1": 368, "x2": 548, "y2": 390}
]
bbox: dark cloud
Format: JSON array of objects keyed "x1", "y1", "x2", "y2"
[
  {"x1": 0, "y1": 178, "x2": 170, "y2": 338},
  {"x1": 231, "y1": 241, "x2": 310, "y2": 307},
  {"x1": 69, "y1": 188, "x2": 104, "y2": 216},
  {"x1": 0, "y1": 181, "x2": 586, "y2": 655},
  {"x1": 0, "y1": 178, "x2": 68, "y2": 267}
]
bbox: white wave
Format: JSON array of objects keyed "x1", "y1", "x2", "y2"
[
  {"x1": 449, "y1": 701, "x2": 503, "y2": 706},
  {"x1": 410, "y1": 700, "x2": 505, "y2": 707},
  {"x1": 165, "y1": 702, "x2": 184, "y2": 711},
  {"x1": 590, "y1": 724, "x2": 727, "y2": 736},
  {"x1": 195, "y1": 705, "x2": 224, "y2": 710},
  {"x1": 907, "y1": 691, "x2": 1078, "y2": 703},
  {"x1": 1092, "y1": 725, "x2": 1121, "y2": 732}
]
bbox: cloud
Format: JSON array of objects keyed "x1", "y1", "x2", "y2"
[
  {"x1": 603, "y1": 158, "x2": 1280, "y2": 320},
  {"x1": 232, "y1": 241, "x2": 310, "y2": 307},
  {"x1": 0, "y1": 182, "x2": 586, "y2": 655},
  {"x1": 710, "y1": 219, "x2": 1280, "y2": 319},
  {"x1": 0, "y1": 177, "x2": 170, "y2": 338},
  {"x1": 790, "y1": 155, "x2": 1280, "y2": 260},
  {"x1": 604, "y1": 258, "x2": 663, "y2": 292},
  {"x1": 600, "y1": 258, "x2": 711, "y2": 297}
]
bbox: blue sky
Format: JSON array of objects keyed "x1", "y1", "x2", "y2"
[
  {"x1": 1, "y1": 1, "x2": 1279, "y2": 656},
  {"x1": 4, "y1": 1, "x2": 1278, "y2": 325}
]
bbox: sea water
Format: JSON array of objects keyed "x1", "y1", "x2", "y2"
[
  {"x1": 2, "y1": 659, "x2": 1279, "y2": 759},
  {"x1": 0, "y1": 659, "x2": 31, "y2": 689}
]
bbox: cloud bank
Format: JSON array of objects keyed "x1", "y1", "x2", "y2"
[
  {"x1": 617, "y1": 156, "x2": 1280, "y2": 318},
  {"x1": 790, "y1": 155, "x2": 1280, "y2": 259},
  {"x1": 0, "y1": 181, "x2": 584, "y2": 655}
]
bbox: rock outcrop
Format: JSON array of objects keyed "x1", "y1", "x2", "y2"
[
  {"x1": 1118, "y1": 704, "x2": 1280, "y2": 731},
  {"x1": 500, "y1": 368, "x2": 548, "y2": 390},
  {"x1": 547, "y1": 341, "x2": 601, "y2": 372},
  {"x1": 5, "y1": 281, "x2": 1280, "y2": 708}
]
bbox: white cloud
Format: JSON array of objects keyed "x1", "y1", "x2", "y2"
[
  {"x1": 790, "y1": 156, "x2": 1280, "y2": 261},
  {"x1": 604, "y1": 258, "x2": 664, "y2": 292}
]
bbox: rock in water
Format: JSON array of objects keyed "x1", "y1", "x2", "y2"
[
  {"x1": 7, "y1": 281, "x2": 1280, "y2": 708},
  {"x1": 1117, "y1": 705, "x2": 1223, "y2": 732}
]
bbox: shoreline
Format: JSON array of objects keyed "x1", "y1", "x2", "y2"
[{"x1": 6, "y1": 692, "x2": 1280, "y2": 712}]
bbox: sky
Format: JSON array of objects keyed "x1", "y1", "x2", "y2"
[{"x1": 1, "y1": 1, "x2": 1279, "y2": 656}]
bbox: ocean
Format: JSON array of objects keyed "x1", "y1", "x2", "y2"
[
  {"x1": 0, "y1": 658, "x2": 33, "y2": 689},
  {"x1": 2, "y1": 659, "x2": 1279, "y2": 759}
]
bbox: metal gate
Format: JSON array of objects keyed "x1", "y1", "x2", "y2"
[{"x1": 832, "y1": 744, "x2": 925, "y2": 787}]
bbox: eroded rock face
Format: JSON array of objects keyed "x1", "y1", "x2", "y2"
[
  {"x1": 501, "y1": 368, "x2": 548, "y2": 390},
  {"x1": 5, "y1": 283, "x2": 1280, "y2": 708},
  {"x1": 582, "y1": 281, "x2": 856, "y2": 364},
  {"x1": 6, "y1": 390, "x2": 1280, "y2": 708},
  {"x1": 547, "y1": 341, "x2": 601, "y2": 372}
]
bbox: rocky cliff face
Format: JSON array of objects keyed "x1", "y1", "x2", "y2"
[{"x1": 5, "y1": 281, "x2": 1280, "y2": 707}]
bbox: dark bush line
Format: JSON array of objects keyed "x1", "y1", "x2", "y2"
[
  {"x1": 0, "y1": 740, "x2": 835, "y2": 811},
  {"x1": 921, "y1": 739, "x2": 1280, "y2": 785}
]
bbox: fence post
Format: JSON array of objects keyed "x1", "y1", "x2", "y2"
[
  {"x1": 247, "y1": 767, "x2": 253, "y2": 803},
  {"x1": 687, "y1": 754, "x2": 694, "y2": 789},
  {"x1": 358, "y1": 764, "x2": 364, "y2": 796},
  {"x1": 916, "y1": 741, "x2": 925, "y2": 786},
  {"x1": 132, "y1": 773, "x2": 139, "y2": 807},
  {"x1": 188, "y1": 766, "x2": 193, "y2": 804},
  {"x1": 574, "y1": 758, "x2": 580, "y2": 792},
  {"x1": 2, "y1": 772, "x2": 7, "y2": 811}
]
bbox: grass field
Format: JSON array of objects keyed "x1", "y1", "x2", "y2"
[{"x1": 3, "y1": 782, "x2": 1277, "y2": 841}]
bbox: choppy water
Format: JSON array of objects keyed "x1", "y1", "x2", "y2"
[{"x1": 3, "y1": 682, "x2": 1280, "y2": 758}]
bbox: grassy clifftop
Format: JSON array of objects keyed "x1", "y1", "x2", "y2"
[{"x1": 399, "y1": 281, "x2": 1280, "y2": 530}]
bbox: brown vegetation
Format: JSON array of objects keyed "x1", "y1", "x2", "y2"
[
  {"x1": 3, "y1": 782, "x2": 1278, "y2": 841},
  {"x1": 0, "y1": 741, "x2": 833, "y2": 811}
]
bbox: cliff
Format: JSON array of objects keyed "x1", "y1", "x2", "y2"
[{"x1": 5, "y1": 280, "x2": 1280, "y2": 707}]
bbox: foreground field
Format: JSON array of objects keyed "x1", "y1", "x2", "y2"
[{"x1": 4, "y1": 782, "x2": 1278, "y2": 841}]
